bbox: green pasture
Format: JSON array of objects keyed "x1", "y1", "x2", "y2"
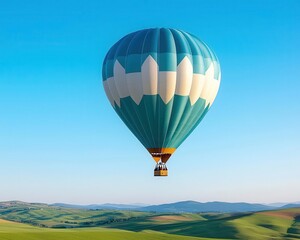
[
  {"x1": 0, "y1": 219, "x2": 212, "y2": 240},
  {"x1": 0, "y1": 202, "x2": 299, "y2": 240}
]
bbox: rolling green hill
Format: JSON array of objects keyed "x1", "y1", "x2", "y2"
[
  {"x1": 1, "y1": 201, "x2": 300, "y2": 239},
  {"x1": 0, "y1": 219, "x2": 209, "y2": 240},
  {"x1": 105, "y1": 208, "x2": 300, "y2": 239},
  {"x1": 0, "y1": 201, "x2": 156, "y2": 228}
]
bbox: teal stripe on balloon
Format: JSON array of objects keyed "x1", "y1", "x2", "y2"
[
  {"x1": 115, "y1": 97, "x2": 153, "y2": 148},
  {"x1": 163, "y1": 95, "x2": 190, "y2": 147},
  {"x1": 159, "y1": 28, "x2": 176, "y2": 53},
  {"x1": 113, "y1": 95, "x2": 210, "y2": 149},
  {"x1": 168, "y1": 99, "x2": 208, "y2": 148},
  {"x1": 114, "y1": 99, "x2": 148, "y2": 148}
]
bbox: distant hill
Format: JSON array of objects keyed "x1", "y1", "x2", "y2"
[
  {"x1": 138, "y1": 200, "x2": 275, "y2": 213},
  {"x1": 0, "y1": 201, "x2": 47, "y2": 208},
  {"x1": 51, "y1": 201, "x2": 275, "y2": 213},
  {"x1": 280, "y1": 203, "x2": 300, "y2": 209},
  {"x1": 51, "y1": 203, "x2": 145, "y2": 210},
  {"x1": 266, "y1": 201, "x2": 300, "y2": 207},
  {"x1": 1, "y1": 200, "x2": 300, "y2": 214}
]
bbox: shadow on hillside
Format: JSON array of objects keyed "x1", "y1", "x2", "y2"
[
  {"x1": 286, "y1": 215, "x2": 300, "y2": 235},
  {"x1": 106, "y1": 213, "x2": 253, "y2": 239},
  {"x1": 87, "y1": 212, "x2": 124, "y2": 219}
]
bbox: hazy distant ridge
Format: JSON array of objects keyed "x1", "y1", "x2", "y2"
[
  {"x1": 138, "y1": 201, "x2": 273, "y2": 213},
  {"x1": 50, "y1": 200, "x2": 300, "y2": 213},
  {"x1": 51, "y1": 203, "x2": 144, "y2": 210}
]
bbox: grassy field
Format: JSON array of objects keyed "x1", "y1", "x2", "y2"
[
  {"x1": 0, "y1": 219, "x2": 212, "y2": 240},
  {"x1": 1, "y1": 201, "x2": 300, "y2": 239},
  {"x1": 104, "y1": 209, "x2": 300, "y2": 239}
]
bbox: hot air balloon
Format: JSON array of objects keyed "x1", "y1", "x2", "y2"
[{"x1": 102, "y1": 28, "x2": 221, "y2": 176}]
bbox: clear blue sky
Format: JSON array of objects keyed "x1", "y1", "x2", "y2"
[{"x1": 0, "y1": 0, "x2": 299, "y2": 205}]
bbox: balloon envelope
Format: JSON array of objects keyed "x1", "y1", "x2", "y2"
[{"x1": 102, "y1": 28, "x2": 221, "y2": 166}]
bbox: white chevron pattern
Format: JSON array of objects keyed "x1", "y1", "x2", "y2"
[{"x1": 103, "y1": 56, "x2": 220, "y2": 107}]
